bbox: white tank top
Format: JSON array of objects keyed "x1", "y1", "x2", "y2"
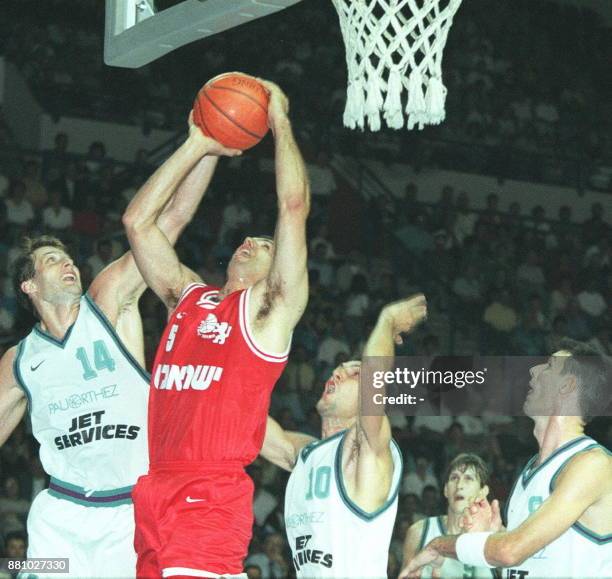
[
  {"x1": 505, "y1": 436, "x2": 612, "y2": 578},
  {"x1": 418, "y1": 516, "x2": 495, "y2": 578},
  {"x1": 285, "y1": 429, "x2": 402, "y2": 578},
  {"x1": 14, "y1": 294, "x2": 149, "y2": 502}
]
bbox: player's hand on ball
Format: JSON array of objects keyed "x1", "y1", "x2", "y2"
[
  {"x1": 256, "y1": 78, "x2": 290, "y2": 131},
  {"x1": 381, "y1": 294, "x2": 427, "y2": 345},
  {"x1": 187, "y1": 110, "x2": 242, "y2": 157}
]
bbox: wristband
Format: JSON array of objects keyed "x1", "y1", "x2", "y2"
[{"x1": 456, "y1": 532, "x2": 494, "y2": 568}]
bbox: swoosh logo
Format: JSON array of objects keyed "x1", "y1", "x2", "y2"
[
  {"x1": 185, "y1": 496, "x2": 206, "y2": 503},
  {"x1": 30, "y1": 360, "x2": 45, "y2": 372}
]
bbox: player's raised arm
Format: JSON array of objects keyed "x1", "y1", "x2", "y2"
[
  {"x1": 0, "y1": 348, "x2": 27, "y2": 447},
  {"x1": 92, "y1": 154, "x2": 222, "y2": 320},
  {"x1": 260, "y1": 416, "x2": 316, "y2": 472},
  {"x1": 249, "y1": 80, "x2": 310, "y2": 349},
  {"x1": 359, "y1": 294, "x2": 427, "y2": 455},
  {"x1": 122, "y1": 122, "x2": 241, "y2": 309}
]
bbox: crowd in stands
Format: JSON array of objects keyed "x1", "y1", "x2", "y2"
[{"x1": 1, "y1": 0, "x2": 612, "y2": 190}]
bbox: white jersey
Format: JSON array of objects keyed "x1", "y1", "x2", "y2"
[
  {"x1": 14, "y1": 294, "x2": 149, "y2": 504},
  {"x1": 419, "y1": 516, "x2": 495, "y2": 579},
  {"x1": 505, "y1": 436, "x2": 612, "y2": 579},
  {"x1": 285, "y1": 429, "x2": 402, "y2": 578}
]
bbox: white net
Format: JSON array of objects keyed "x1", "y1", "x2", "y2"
[{"x1": 331, "y1": 0, "x2": 463, "y2": 131}]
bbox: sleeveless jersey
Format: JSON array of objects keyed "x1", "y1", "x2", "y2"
[
  {"x1": 148, "y1": 283, "x2": 288, "y2": 465},
  {"x1": 418, "y1": 516, "x2": 495, "y2": 579},
  {"x1": 284, "y1": 430, "x2": 402, "y2": 578},
  {"x1": 505, "y1": 436, "x2": 612, "y2": 578},
  {"x1": 14, "y1": 294, "x2": 149, "y2": 492}
]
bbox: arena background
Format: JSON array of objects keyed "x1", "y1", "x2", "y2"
[{"x1": 0, "y1": 0, "x2": 610, "y2": 576}]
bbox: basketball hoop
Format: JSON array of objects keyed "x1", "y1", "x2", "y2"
[{"x1": 331, "y1": 0, "x2": 463, "y2": 131}]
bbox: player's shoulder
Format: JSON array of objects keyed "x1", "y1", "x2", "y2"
[{"x1": 557, "y1": 444, "x2": 612, "y2": 486}]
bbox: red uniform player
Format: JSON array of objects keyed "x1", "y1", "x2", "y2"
[{"x1": 123, "y1": 78, "x2": 309, "y2": 578}]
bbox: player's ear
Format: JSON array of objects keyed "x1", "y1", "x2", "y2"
[
  {"x1": 443, "y1": 482, "x2": 449, "y2": 499},
  {"x1": 21, "y1": 279, "x2": 36, "y2": 297},
  {"x1": 480, "y1": 484, "x2": 490, "y2": 499}
]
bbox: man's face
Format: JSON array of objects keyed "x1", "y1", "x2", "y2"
[
  {"x1": 23, "y1": 246, "x2": 82, "y2": 305},
  {"x1": 444, "y1": 465, "x2": 488, "y2": 515},
  {"x1": 6, "y1": 538, "x2": 26, "y2": 558},
  {"x1": 316, "y1": 361, "x2": 361, "y2": 419},
  {"x1": 227, "y1": 237, "x2": 274, "y2": 284},
  {"x1": 524, "y1": 351, "x2": 573, "y2": 417}
]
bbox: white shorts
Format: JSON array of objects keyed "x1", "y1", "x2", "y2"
[{"x1": 23, "y1": 490, "x2": 137, "y2": 578}]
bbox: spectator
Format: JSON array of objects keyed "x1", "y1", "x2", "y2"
[
  {"x1": 42, "y1": 188, "x2": 73, "y2": 233},
  {"x1": 22, "y1": 159, "x2": 48, "y2": 211},
  {"x1": 4, "y1": 180, "x2": 34, "y2": 231},
  {"x1": 402, "y1": 455, "x2": 439, "y2": 497},
  {"x1": 0, "y1": 477, "x2": 29, "y2": 536},
  {"x1": 85, "y1": 239, "x2": 115, "y2": 277}
]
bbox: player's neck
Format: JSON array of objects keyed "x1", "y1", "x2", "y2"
[
  {"x1": 220, "y1": 275, "x2": 253, "y2": 299},
  {"x1": 321, "y1": 416, "x2": 353, "y2": 439},
  {"x1": 533, "y1": 416, "x2": 584, "y2": 465},
  {"x1": 37, "y1": 298, "x2": 81, "y2": 340},
  {"x1": 445, "y1": 512, "x2": 463, "y2": 535}
]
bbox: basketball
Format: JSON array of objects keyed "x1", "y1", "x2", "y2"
[{"x1": 192, "y1": 73, "x2": 270, "y2": 150}]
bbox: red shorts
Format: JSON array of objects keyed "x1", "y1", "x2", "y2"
[{"x1": 133, "y1": 462, "x2": 254, "y2": 577}]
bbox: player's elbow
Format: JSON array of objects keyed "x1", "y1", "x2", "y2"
[
  {"x1": 122, "y1": 209, "x2": 151, "y2": 237},
  {"x1": 278, "y1": 186, "x2": 310, "y2": 217},
  {"x1": 495, "y1": 540, "x2": 525, "y2": 567}
]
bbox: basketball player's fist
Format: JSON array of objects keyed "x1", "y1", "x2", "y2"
[
  {"x1": 186, "y1": 111, "x2": 242, "y2": 157},
  {"x1": 399, "y1": 543, "x2": 444, "y2": 579},
  {"x1": 460, "y1": 498, "x2": 503, "y2": 533},
  {"x1": 381, "y1": 294, "x2": 427, "y2": 345},
  {"x1": 256, "y1": 78, "x2": 290, "y2": 133}
]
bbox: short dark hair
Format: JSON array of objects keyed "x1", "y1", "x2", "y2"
[
  {"x1": 12, "y1": 236, "x2": 68, "y2": 317},
  {"x1": 445, "y1": 453, "x2": 489, "y2": 486},
  {"x1": 557, "y1": 338, "x2": 612, "y2": 423}
]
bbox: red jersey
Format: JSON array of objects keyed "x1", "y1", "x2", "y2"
[{"x1": 148, "y1": 283, "x2": 288, "y2": 466}]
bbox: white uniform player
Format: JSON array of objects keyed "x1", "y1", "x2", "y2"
[
  {"x1": 505, "y1": 436, "x2": 612, "y2": 578},
  {"x1": 0, "y1": 147, "x2": 222, "y2": 577},
  {"x1": 285, "y1": 430, "x2": 402, "y2": 578},
  {"x1": 417, "y1": 516, "x2": 495, "y2": 579},
  {"x1": 403, "y1": 344, "x2": 612, "y2": 579},
  {"x1": 14, "y1": 295, "x2": 149, "y2": 577},
  {"x1": 261, "y1": 295, "x2": 428, "y2": 579}
]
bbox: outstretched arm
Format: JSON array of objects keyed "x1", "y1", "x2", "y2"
[
  {"x1": 122, "y1": 123, "x2": 241, "y2": 309},
  {"x1": 0, "y1": 348, "x2": 26, "y2": 447},
  {"x1": 249, "y1": 80, "x2": 310, "y2": 352},
  {"x1": 405, "y1": 448, "x2": 612, "y2": 576},
  {"x1": 359, "y1": 294, "x2": 427, "y2": 455},
  {"x1": 260, "y1": 416, "x2": 316, "y2": 472}
]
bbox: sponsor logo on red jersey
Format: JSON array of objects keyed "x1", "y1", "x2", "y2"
[
  {"x1": 153, "y1": 364, "x2": 223, "y2": 391},
  {"x1": 195, "y1": 291, "x2": 221, "y2": 310}
]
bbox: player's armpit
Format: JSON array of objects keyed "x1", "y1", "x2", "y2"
[
  {"x1": 260, "y1": 416, "x2": 314, "y2": 472},
  {"x1": 486, "y1": 449, "x2": 611, "y2": 567}
]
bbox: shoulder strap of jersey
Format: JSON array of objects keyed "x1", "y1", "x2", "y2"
[{"x1": 177, "y1": 282, "x2": 208, "y2": 307}]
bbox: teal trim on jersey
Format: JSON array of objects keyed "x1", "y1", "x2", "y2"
[
  {"x1": 84, "y1": 293, "x2": 151, "y2": 383},
  {"x1": 418, "y1": 518, "x2": 430, "y2": 551},
  {"x1": 50, "y1": 477, "x2": 134, "y2": 496},
  {"x1": 436, "y1": 515, "x2": 447, "y2": 535},
  {"x1": 521, "y1": 435, "x2": 590, "y2": 489},
  {"x1": 334, "y1": 432, "x2": 403, "y2": 522},
  {"x1": 48, "y1": 487, "x2": 133, "y2": 508},
  {"x1": 33, "y1": 320, "x2": 76, "y2": 348},
  {"x1": 13, "y1": 340, "x2": 33, "y2": 412},
  {"x1": 299, "y1": 430, "x2": 344, "y2": 463},
  {"x1": 549, "y1": 443, "x2": 612, "y2": 545}
]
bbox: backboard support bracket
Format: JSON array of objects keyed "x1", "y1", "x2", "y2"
[{"x1": 104, "y1": 0, "x2": 304, "y2": 68}]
